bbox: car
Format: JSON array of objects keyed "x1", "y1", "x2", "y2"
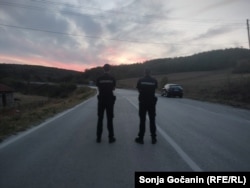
[{"x1": 161, "y1": 83, "x2": 183, "y2": 98}]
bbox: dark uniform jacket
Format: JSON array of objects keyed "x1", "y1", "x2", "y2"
[
  {"x1": 136, "y1": 75, "x2": 158, "y2": 102},
  {"x1": 96, "y1": 73, "x2": 116, "y2": 100}
]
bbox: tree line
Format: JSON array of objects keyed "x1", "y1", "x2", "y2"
[
  {"x1": 0, "y1": 64, "x2": 83, "y2": 84},
  {"x1": 83, "y1": 48, "x2": 250, "y2": 83}
]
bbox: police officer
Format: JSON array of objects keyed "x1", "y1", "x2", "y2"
[
  {"x1": 135, "y1": 68, "x2": 158, "y2": 144},
  {"x1": 96, "y1": 64, "x2": 116, "y2": 143}
]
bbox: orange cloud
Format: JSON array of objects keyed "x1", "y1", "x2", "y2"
[{"x1": 101, "y1": 47, "x2": 147, "y2": 66}]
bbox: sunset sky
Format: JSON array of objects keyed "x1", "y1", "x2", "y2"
[{"x1": 0, "y1": 0, "x2": 249, "y2": 72}]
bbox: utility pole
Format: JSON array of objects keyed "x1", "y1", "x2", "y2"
[{"x1": 247, "y1": 19, "x2": 250, "y2": 49}]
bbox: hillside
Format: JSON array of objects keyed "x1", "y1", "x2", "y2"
[
  {"x1": 0, "y1": 64, "x2": 83, "y2": 84},
  {"x1": 82, "y1": 48, "x2": 250, "y2": 81}
]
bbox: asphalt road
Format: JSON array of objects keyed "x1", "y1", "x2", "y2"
[{"x1": 1, "y1": 88, "x2": 250, "y2": 188}]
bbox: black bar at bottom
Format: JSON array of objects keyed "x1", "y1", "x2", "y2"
[{"x1": 135, "y1": 172, "x2": 250, "y2": 188}]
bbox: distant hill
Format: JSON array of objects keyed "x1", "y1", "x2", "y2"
[
  {"x1": 82, "y1": 48, "x2": 250, "y2": 81},
  {"x1": 144, "y1": 48, "x2": 250, "y2": 73},
  {"x1": 0, "y1": 64, "x2": 83, "y2": 83}
]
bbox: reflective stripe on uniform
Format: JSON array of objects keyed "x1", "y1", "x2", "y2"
[
  {"x1": 140, "y1": 82, "x2": 156, "y2": 85},
  {"x1": 99, "y1": 80, "x2": 114, "y2": 83}
]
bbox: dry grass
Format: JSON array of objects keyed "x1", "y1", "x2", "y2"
[
  {"x1": 0, "y1": 86, "x2": 96, "y2": 142},
  {"x1": 117, "y1": 70, "x2": 232, "y2": 91}
]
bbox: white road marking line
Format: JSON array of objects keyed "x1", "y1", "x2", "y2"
[{"x1": 125, "y1": 96, "x2": 203, "y2": 172}]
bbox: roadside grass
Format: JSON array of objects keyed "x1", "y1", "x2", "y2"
[
  {"x1": 117, "y1": 69, "x2": 250, "y2": 109},
  {"x1": 0, "y1": 86, "x2": 96, "y2": 142}
]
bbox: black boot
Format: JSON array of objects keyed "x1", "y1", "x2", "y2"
[
  {"x1": 109, "y1": 137, "x2": 116, "y2": 143},
  {"x1": 96, "y1": 137, "x2": 101, "y2": 143},
  {"x1": 152, "y1": 137, "x2": 157, "y2": 144},
  {"x1": 135, "y1": 137, "x2": 144, "y2": 144}
]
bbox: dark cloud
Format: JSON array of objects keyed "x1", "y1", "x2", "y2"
[{"x1": 192, "y1": 26, "x2": 234, "y2": 41}]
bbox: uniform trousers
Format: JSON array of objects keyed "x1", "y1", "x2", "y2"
[
  {"x1": 138, "y1": 97, "x2": 157, "y2": 138},
  {"x1": 97, "y1": 95, "x2": 116, "y2": 139}
]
